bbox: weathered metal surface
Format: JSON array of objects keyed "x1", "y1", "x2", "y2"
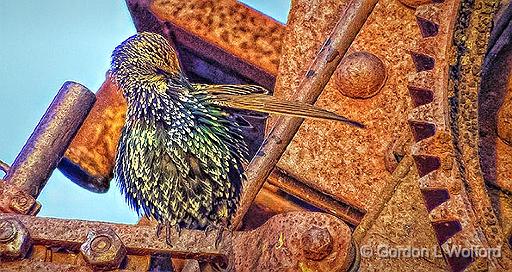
[
  {"x1": 268, "y1": 0, "x2": 421, "y2": 219},
  {"x1": 357, "y1": 155, "x2": 448, "y2": 271},
  {"x1": 267, "y1": 168, "x2": 365, "y2": 226},
  {"x1": 0, "y1": 181, "x2": 40, "y2": 215},
  {"x1": 0, "y1": 211, "x2": 353, "y2": 271},
  {"x1": 232, "y1": 0, "x2": 380, "y2": 228},
  {"x1": 480, "y1": 5, "x2": 512, "y2": 193},
  {"x1": 80, "y1": 228, "x2": 127, "y2": 270},
  {"x1": 233, "y1": 212, "x2": 353, "y2": 272},
  {"x1": 0, "y1": 260, "x2": 93, "y2": 272},
  {"x1": 229, "y1": 182, "x2": 309, "y2": 230},
  {"x1": 4, "y1": 82, "x2": 95, "y2": 197},
  {"x1": 148, "y1": 0, "x2": 283, "y2": 86},
  {"x1": 26, "y1": 245, "x2": 151, "y2": 271},
  {"x1": 332, "y1": 51, "x2": 387, "y2": 99},
  {"x1": 0, "y1": 213, "x2": 231, "y2": 263},
  {"x1": 0, "y1": 218, "x2": 31, "y2": 261},
  {"x1": 60, "y1": 76, "x2": 125, "y2": 193},
  {"x1": 407, "y1": 0, "x2": 512, "y2": 270},
  {"x1": 301, "y1": 226, "x2": 333, "y2": 261}
]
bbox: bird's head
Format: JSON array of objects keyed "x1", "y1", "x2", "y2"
[{"x1": 110, "y1": 32, "x2": 182, "y2": 96}]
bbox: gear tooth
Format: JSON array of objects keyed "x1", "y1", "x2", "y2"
[
  {"x1": 408, "y1": 120, "x2": 436, "y2": 142},
  {"x1": 412, "y1": 154, "x2": 441, "y2": 178},
  {"x1": 403, "y1": 1, "x2": 509, "y2": 270},
  {"x1": 420, "y1": 187, "x2": 450, "y2": 212},
  {"x1": 407, "y1": 70, "x2": 435, "y2": 90},
  {"x1": 409, "y1": 51, "x2": 435, "y2": 72},
  {"x1": 408, "y1": 86, "x2": 434, "y2": 108},
  {"x1": 407, "y1": 71, "x2": 436, "y2": 108},
  {"x1": 415, "y1": 4, "x2": 442, "y2": 38}
]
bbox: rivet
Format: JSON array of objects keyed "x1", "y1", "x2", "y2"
[
  {"x1": 333, "y1": 51, "x2": 387, "y2": 99},
  {"x1": 302, "y1": 226, "x2": 333, "y2": 261}
]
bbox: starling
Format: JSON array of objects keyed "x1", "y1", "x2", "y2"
[{"x1": 110, "y1": 32, "x2": 363, "y2": 238}]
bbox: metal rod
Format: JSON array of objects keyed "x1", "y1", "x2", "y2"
[
  {"x1": 232, "y1": 0, "x2": 379, "y2": 228},
  {"x1": 267, "y1": 168, "x2": 366, "y2": 226},
  {"x1": 4, "y1": 82, "x2": 96, "y2": 197},
  {"x1": 0, "y1": 159, "x2": 10, "y2": 175}
]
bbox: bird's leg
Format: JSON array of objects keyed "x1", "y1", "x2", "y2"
[
  {"x1": 165, "y1": 223, "x2": 172, "y2": 246},
  {"x1": 156, "y1": 222, "x2": 181, "y2": 247},
  {"x1": 214, "y1": 227, "x2": 224, "y2": 249},
  {"x1": 156, "y1": 223, "x2": 164, "y2": 238},
  {"x1": 175, "y1": 224, "x2": 182, "y2": 239},
  {"x1": 203, "y1": 224, "x2": 215, "y2": 238},
  {"x1": 213, "y1": 220, "x2": 231, "y2": 249}
]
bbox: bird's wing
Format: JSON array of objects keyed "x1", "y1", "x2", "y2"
[
  {"x1": 192, "y1": 83, "x2": 269, "y2": 95},
  {"x1": 213, "y1": 93, "x2": 365, "y2": 128}
]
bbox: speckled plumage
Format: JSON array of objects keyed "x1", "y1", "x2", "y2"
[{"x1": 111, "y1": 32, "x2": 362, "y2": 231}]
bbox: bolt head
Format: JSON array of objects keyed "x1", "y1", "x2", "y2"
[
  {"x1": 9, "y1": 191, "x2": 36, "y2": 215},
  {"x1": 0, "y1": 221, "x2": 16, "y2": 243},
  {"x1": 333, "y1": 51, "x2": 387, "y2": 99},
  {"x1": 0, "y1": 218, "x2": 31, "y2": 260},
  {"x1": 80, "y1": 228, "x2": 126, "y2": 270},
  {"x1": 301, "y1": 226, "x2": 333, "y2": 261}
]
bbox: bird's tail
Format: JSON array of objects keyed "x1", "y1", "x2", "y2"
[
  {"x1": 194, "y1": 84, "x2": 365, "y2": 128},
  {"x1": 213, "y1": 93, "x2": 365, "y2": 128}
]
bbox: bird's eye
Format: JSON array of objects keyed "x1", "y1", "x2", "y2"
[{"x1": 155, "y1": 68, "x2": 168, "y2": 76}]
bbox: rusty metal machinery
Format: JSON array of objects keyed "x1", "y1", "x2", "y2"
[{"x1": 1, "y1": 0, "x2": 512, "y2": 271}]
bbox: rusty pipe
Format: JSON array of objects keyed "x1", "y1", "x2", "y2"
[
  {"x1": 232, "y1": 0, "x2": 379, "y2": 228},
  {"x1": 4, "y1": 82, "x2": 96, "y2": 197}
]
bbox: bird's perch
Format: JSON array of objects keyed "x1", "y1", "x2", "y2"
[
  {"x1": 3, "y1": 82, "x2": 96, "y2": 198},
  {"x1": 232, "y1": 0, "x2": 379, "y2": 228}
]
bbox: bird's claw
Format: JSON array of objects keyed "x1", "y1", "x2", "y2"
[
  {"x1": 214, "y1": 227, "x2": 229, "y2": 249},
  {"x1": 204, "y1": 225, "x2": 215, "y2": 238},
  {"x1": 156, "y1": 223, "x2": 181, "y2": 248},
  {"x1": 156, "y1": 223, "x2": 164, "y2": 238}
]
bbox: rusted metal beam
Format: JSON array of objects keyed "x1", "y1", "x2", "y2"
[
  {"x1": 232, "y1": 0, "x2": 380, "y2": 228},
  {"x1": 60, "y1": 77, "x2": 125, "y2": 193},
  {"x1": 3, "y1": 82, "x2": 95, "y2": 198},
  {"x1": 0, "y1": 211, "x2": 355, "y2": 271},
  {"x1": 0, "y1": 214, "x2": 231, "y2": 263}
]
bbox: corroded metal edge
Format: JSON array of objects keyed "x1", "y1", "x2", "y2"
[{"x1": 408, "y1": 0, "x2": 512, "y2": 270}]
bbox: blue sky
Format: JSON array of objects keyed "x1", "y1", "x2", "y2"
[{"x1": 0, "y1": 1, "x2": 289, "y2": 224}]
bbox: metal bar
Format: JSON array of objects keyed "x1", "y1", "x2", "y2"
[
  {"x1": 267, "y1": 168, "x2": 366, "y2": 226},
  {"x1": 352, "y1": 156, "x2": 413, "y2": 244},
  {"x1": 0, "y1": 213, "x2": 231, "y2": 263},
  {"x1": 3, "y1": 82, "x2": 96, "y2": 197},
  {"x1": 232, "y1": 0, "x2": 380, "y2": 228},
  {"x1": 0, "y1": 159, "x2": 10, "y2": 175}
]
